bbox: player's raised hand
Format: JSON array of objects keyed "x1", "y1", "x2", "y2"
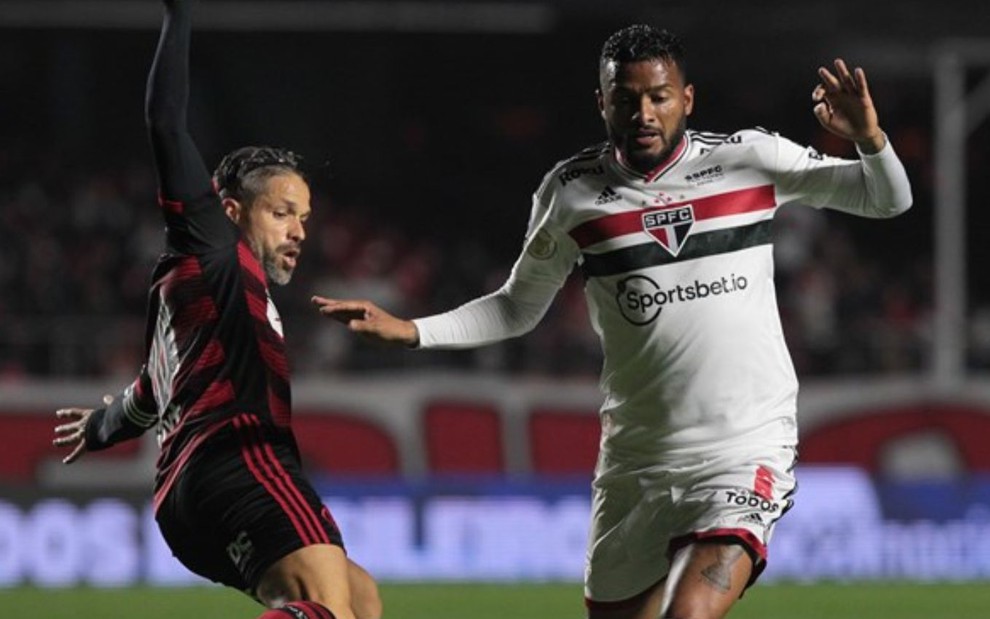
[
  {"x1": 812, "y1": 58, "x2": 885, "y2": 154},
  {"x1": 311, "y1": 295, "x2": 420, "y2": 346}
]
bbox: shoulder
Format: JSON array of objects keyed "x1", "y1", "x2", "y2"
[
  {"x1": 689, "y1": 127, "x2": 779, "y2": 150},
  {"x1": 534, "y1": 141, "x2": 611, "y2": 198}
]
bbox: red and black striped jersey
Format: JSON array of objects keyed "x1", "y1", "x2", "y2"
[{"x1": 142, "y1": 187, "x2": 294, "y2": 505}]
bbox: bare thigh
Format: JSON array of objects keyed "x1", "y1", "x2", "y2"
[
  {"x1": 256, "y1": 544, "x2": 382, "y2": 619},
  {"x1": 659, "y1": 540, "x2": 753, "y2": 619},
  {"x1": 587, "y1": 541, "x2": 752, "y2": 619}
]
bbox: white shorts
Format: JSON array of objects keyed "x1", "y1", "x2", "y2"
[{"x1": 584, "y1": 445, "x2": 796, "y2": 607}]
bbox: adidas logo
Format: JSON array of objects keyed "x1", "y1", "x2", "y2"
[{"x1": 595, "y1": 186, "x2": 620, "y2": 205}]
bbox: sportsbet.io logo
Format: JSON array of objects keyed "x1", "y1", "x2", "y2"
[{"x1": 616, "y1": 272, "x2": 748, "y2": 325}]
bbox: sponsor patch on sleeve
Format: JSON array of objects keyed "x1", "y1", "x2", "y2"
[{"x1": 526, "y1": 229, "x2": 557, "y2": 260}]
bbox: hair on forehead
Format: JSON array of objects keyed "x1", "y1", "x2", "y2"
[
  {"x1": 600, "y1": 24, "x2": 686, "y2": 78},
  {"x1": 213, "y1": 145, "x2": 307, "y2": 204}
]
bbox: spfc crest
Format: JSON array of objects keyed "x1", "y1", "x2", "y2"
[{"x1": 642, "y1": 205, "x2": 695, "y2": 256}]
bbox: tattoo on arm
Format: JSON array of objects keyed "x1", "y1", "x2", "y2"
[{"x1": 700, "y1": 545, "x2": 746, "y2": 593}]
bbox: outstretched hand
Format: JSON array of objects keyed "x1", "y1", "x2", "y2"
[
  {"x1": 311, "y1": 295, "x2": 420, "y2": 347},
  {"x1": 812, "y1": 59, "x2": 885, "y2": 154},
  {"x1": 52, "y1": 395, "x2": 111, "y2": 464}
]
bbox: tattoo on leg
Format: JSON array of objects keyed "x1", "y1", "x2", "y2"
[{"x1": 700, "y1": 546, "x2": 746, "y2": 593}]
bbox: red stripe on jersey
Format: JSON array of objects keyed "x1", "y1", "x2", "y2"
[
  {"x1": 268, "y1": 390, "x2": 291, "y2": 427},
  {"x1": 193, "y1": 338, "x2": 226, "y2": 370},
  {"x1": 234, "y1": 415, "x2": 314, "y2": 545},
  {"x1": 258, "y1": 439, "x2": 330, "y2": 544},
  {"x1": 158, "y1": 192, "x2": 184, "y2": 215},
  {"x1": 244, "y1": 285, "x2": 269, "y2": 324},
  {"x1": 645, "y1": 135, "x2": 689, "y2": 182},
  {"x1": 258, "y1": 337, "x2": 290, "y2": 381},
  {"x1": 237, "y1": 415, "x2": 330, "y2": 545},
  {"x1": 188, "y1": 379, "x2": 235, "y2": 417},
  {"x1": 237, "y1": 240, "x2": 266, "y2": 284},
  {"x1": 754, "y1": 465, "x2": 775, "y2": 500},
  {"x1": 152, "y1": 416, "x2": 232, "y2": 511},
  {"x1": 172, "y1": 297, "x2": 220, "y2": 334},
  {"x1": 569, "y1": 184, "x2": 776, "y2": 249}
]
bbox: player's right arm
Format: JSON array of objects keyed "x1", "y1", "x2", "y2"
[
  {"x1": 314, "y1": 193, "x2": 577, "y2": 349},
  {"x1": 53, "y1": 366, "x2": 158, "y2": 464},
  {"x1": 146, "y1": 0, "x2": 212, "y2": 203}
]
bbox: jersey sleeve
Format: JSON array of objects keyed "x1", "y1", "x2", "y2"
[
  {"x1": 770, "y1": 133, "x2": 913, "y2": 218},
  {"x1": 145, "y1": 0, "x2": 237, "y2": 255},
  {"x1": 84, "y1": 365, "x2": 159, "y2": 451},
  {"x1": 413, "y1": 188, "x2": 580, "y2": 349}
]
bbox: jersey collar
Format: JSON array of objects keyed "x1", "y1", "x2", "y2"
[{"x1": 613, "y1": 132, "x2": 690, "y2": 183}]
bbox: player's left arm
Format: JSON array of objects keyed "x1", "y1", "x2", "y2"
[
  {"x1": 773, "y1": 59, "x2": 912, "y2": 217},
  {"x1": 53, "y1": 365, "x2": 158, "y2": 464}
]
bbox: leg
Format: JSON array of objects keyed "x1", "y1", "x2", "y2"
[
  {"x1": 256, "y1": 544, "x2": 382, "y2": 619},
  {"x1": 587, "y1": 578, "x2": 666, "y2": 619},
  {"x1": 659, "y1": 540, "x2": 753, "y2": 619}
]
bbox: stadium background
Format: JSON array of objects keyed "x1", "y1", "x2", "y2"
[{"x1": 2, "y1": 0, "x2": 990, "y2": 616}]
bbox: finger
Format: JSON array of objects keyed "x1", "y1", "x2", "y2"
[
  {"x1": 817, "y1": 66, "x2": 841, "y2": 92},
  {"x1": 311, "y1": 295, "x2": 338, "y2": 306},
  {"x1": 853, "y1": 66, "x2": 871, "y2": 98},
  {"x1": 53, "y1": 431, "x2": 81, "y2": 447},
  {"x1": 833, "y1": 58, "x2": 857, "y2": 91},
  {"x1": 811, "y1": 83, "x2": 826, "y2": 103},
  {"x1": 812, "y1": 101, "x2": 832, "y2": 127},
  {"x1": 322, "y1": 308, "x2": 370, "y2": 324},
  {"x1": 54, "y1": 422, "x2": 82, "y2": 435},
  {"x1": 63, "y1": 442, "x2": 86, "y2": 465},
  {"x1": 318, "y1": 301, "x2": 369, "y2": 315},
  {"x1": 55, "y1": 408, "x2": 87, "y2": 419}
]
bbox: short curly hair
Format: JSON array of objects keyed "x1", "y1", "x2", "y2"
[
  {"x1": 600, "y1": 24, "x2": 686, "y2": 78},
  {"x1": 212, "y1": 145, "x2": 305, "y2": 205}
]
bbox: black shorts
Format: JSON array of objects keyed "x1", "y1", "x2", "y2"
[{"x1": 155, "y1": 417, "x2": 344, "y2": 593}]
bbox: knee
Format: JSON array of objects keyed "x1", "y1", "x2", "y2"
[{"x1": 349, "y1": 568, "x2": 382, "y2": 619}]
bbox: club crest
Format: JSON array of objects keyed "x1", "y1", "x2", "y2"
[{"x1": 642, "y1": 205, "x2": 695, "y2": 256}]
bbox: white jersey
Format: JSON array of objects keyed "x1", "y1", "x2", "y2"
[{"x1": 415, "y1": 128, "x2": 912, "y2": 464}]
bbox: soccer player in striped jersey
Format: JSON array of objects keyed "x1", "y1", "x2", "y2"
[
  {"x1": 314, "y1": 23, "x2": 912, "y2": 619},
  {"x1": 51, "y1": 2, "x2": 379, "y2": 619}
]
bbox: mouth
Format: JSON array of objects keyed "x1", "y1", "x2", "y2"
[
  {"x1": 280, "y1": 247, "x2": 301, "y2": 270},
  {"x1": 631, "y1": 129, "x2": 661, "y2": 148}
]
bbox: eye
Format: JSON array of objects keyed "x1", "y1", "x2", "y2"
[{"x1": 273, "y1": 210, "x2": 288, "y2": 219}]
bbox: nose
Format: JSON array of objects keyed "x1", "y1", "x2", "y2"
[
  {"x1": 635, "y1": 95, "x2": 656, "y2": 124},
  {"x1": 288, "y1": 216, "x2": 306, "y2": 243}
]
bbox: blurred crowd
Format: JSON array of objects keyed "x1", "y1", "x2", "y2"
[{"x1": 0, "y1": 117, "x2": 954, "y2": 382}]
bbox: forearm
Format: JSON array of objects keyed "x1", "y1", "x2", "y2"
[
  {"x1": 145, "y1": 0, "x2": 211, "y2": 201},
  {"x1": 85, "y1": 370, "x2": 158, "y2": 451},
  {"x1": 414, "y1": 277, "x2": 558, "y2": 349},
  {"x1": 831, "y1": 138, "x2": 913, "y2": 218}
]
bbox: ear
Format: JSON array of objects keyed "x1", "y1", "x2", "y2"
[
  {"x1": 683, "y1": 83, "x2": 695, "y2": 117},
  {"x1": 596, "y1": 88, "x2": 606, "y2": 120},
  {"x1": 222, "y1": 197, "x2": 243, "y2": 223}
]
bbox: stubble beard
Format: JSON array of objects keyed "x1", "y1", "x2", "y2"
[
  {"x1": 248, "y1": 237, "x2": 293, "y2": 286},
  {"x1": 611, "y1": 116, "x2": 688, "y2": 174},
  {"x1": 264, "y1": 253, "x2": 292, "y2": 286}
]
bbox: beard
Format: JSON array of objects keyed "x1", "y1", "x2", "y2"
[
  {"x1": 263, "y1": 253, "x2": 293, "y2": 286},
  {"x1": 247, "y1": 237, "x2": 294, "y2": 286},
  {"x1": 611, "y1": 116, "x2": 688, "y2": 174}
]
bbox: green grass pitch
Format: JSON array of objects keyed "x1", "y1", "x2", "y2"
[{"x1": 2, "y1": 582, "x2": 989, "y2": 618}]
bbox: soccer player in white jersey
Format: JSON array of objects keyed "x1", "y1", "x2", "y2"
[{"x1": 313, "y1": 24, "x2": 912, "y2": 619}]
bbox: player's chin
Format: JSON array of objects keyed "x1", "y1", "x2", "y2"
[{"x1": 265, "y1": 263, "x2": 295, "y2": 286}]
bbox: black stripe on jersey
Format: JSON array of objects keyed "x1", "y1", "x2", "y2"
[
  {"x1": 690, "y1": 131, "x2": 730, "y2": 145},
  {"x1": 580, "y1": 220, "x2": 772, "y2": 278}
]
